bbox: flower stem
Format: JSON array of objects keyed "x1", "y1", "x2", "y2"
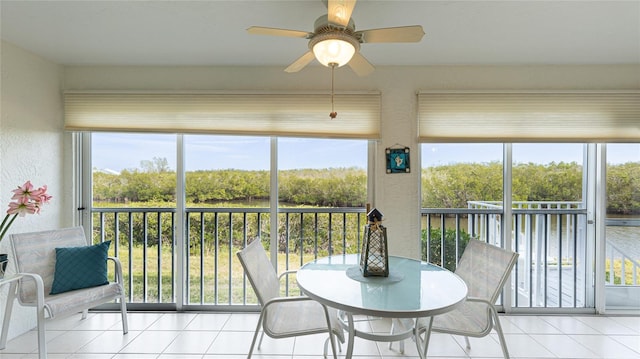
[{"x1": 0, "y1": 214, "x2": 18, "y2": 242}]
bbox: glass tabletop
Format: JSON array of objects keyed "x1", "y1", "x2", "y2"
[{"x1": 296, "y1": 254, "x2": 468, "y2": 318}]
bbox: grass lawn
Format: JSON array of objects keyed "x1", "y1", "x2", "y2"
[{"x1": 110, "y1": 243, "x2": 329, "y2": 304}]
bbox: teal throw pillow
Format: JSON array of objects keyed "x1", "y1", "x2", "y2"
[{"x1": 50, "y1": 241, "x2": 111, "y2": 295}]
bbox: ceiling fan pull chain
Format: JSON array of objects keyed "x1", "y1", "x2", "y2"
[{"x1": 330, "y1": 62, "x2": 337, "y2": 119}]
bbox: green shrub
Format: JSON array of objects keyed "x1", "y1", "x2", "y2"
[{"x1": 421, "y1": 227, "x2": 471, "y2": 271}]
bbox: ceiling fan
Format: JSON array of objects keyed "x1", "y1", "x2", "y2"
[{"x1": 247, "y1": 0, "x2": 425, "y2": 76}]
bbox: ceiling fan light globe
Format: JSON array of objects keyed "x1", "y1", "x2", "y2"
[{"x1": 312, "y1": 38, "x2": 356, "y2": 67}]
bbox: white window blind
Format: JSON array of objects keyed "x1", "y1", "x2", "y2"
[
  {"x1": 418, "y1": 91, "x2": 640, "y2": 143},
  {"x1": 64, "y1": 91, "x2": 381, "y2": 139}
]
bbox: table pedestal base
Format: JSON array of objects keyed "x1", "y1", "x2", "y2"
[{"x1": 337, "y1": 311, "x2": 416, "y2": 358}]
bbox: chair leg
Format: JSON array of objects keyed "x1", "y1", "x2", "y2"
[
  {"x1": 490, "y1": 307, "x2": 510, "y2": 359},
  {"x1": 388, "y1": 318, "x2": 406, "y2": 353},
  {"x1": 323, "y1": 333, "x2": 340, "y2": 359},
  {"x1": 324, "y1": 333, "x2": 342, "y2": 355},
  {"x1": 257, "y1": 331, "x2": 265, "y2": 348},
  {"x1": 81, "y1": 309, "x2": 88, "y2": 320},
  {"x1": 324, "y1": 337, "x2": 328, "y2": 358},
  {"x1": 0, "y1": 281, "x2": 18, "y2": 350},
  {"x1": 415, "y1": 317, "x2": 434, "y2": 359},
  {"x1": 324, "y1": 332, "x2": 343, "y2": 358},
  {"x1": 388, "y1": 318, "x2": 395, "y2": 350},
  {"x1": 36, "y1": 308, "x2": 46, "y2": 359},
  {"x1": 33, "y1": 277, "x2": 47, "y2": 359},
  {"x1": 119, "y1": 295, "x2": 128, "y2": 334},
  {"x1": 247, "y1": 311, "x2": 266, "y2": 358},
  {"x1": 464, "y1": 336, "x2": 471, "y2": 350},
  {"x1": 320, "y1": 304, "x2": 338, "y2": 359}
]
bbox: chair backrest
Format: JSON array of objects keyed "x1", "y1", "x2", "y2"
[
  {"x1": 10, "y1": 226, "x2": 88, "y2": 303},
  {"x1": 454, "y1": 239, "x2": 519, "y2": 303},
  {"x1": 236, "y1": 238, "x2": 280, "y2": 305}
]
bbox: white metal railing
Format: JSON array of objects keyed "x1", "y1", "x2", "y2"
[
  {"x1": 468, "y1": 201, "x2": 589, "y2": 308},
  {"x1": 92, "y1": 206, "x2": 365, "y2": 309},
  {"x1": 91, "y1": 202, "x2": 635, "y2": 311},
  {"x1": 605, "y1": 219, "x2": 640, "y2": 286}
]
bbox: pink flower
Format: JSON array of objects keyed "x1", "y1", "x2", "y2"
[
  {"x1": 11, "y1": 180, "x2": 35, "y2": 201},
  {"x1": 29, "y1": 185, "x2": 52, "y2": 213},
  {"x1": 34, "y1": 185, "x2": 52, "y2": 205},
  {"x1": 1, "y1": 181, "x2": 52, "y2": 242},
  {"x1": 7, "y1": 198, "x2": 37, "y2": 217}
]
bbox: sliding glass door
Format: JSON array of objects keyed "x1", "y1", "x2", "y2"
[{"x1": 604, "y1": 143, "x2": 640, "y2": 310}]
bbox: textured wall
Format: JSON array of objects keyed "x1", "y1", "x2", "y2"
[{"x1": 0, "y1": 41, "x2": 64, "y2": 340}]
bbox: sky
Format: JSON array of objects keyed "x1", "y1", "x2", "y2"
[
  {"x1": 92, "y1": 133, "x2": 639, "y2": 173},
  {"x1": 92, "y1": 134, "x2": 367, "y2": 172}
]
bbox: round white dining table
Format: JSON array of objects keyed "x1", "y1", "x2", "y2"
[{"x1": 296, "y1": 254, "x2": 468, "y2": 358}]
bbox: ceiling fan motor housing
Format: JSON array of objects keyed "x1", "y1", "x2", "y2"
[
  {"x1": 309, "y1": 14, "x2": 361, "y2": 67},
  {"x1": 311, "y1": 14, "x2": 361, "y2": 42},
  {"x1": 314, "y1": 14, "x2": 356, "y2": 33},
  {"x1": 309, "y1": 31, "x2": 360, "y2": 52}
]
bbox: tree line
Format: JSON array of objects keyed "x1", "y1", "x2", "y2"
[{"x1": 93, "y1": 161, "x2": 639, "y2": 214}]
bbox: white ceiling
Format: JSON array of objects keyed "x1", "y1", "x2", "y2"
[{"x1": 1, "y1": 0, "x2": 639, "y2": 69}]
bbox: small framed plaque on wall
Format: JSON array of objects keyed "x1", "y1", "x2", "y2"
[{"x1": 386, "y1": 146, "x2": 410, "y2": 173}]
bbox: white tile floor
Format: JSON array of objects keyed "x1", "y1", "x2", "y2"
[{"x1": 0, "y1": 312, "x2": 638, "y2": 358}]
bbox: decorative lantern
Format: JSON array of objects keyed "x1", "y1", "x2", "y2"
[{"x1": 360, "y1": 208, "x2": 389, "y2": 277}]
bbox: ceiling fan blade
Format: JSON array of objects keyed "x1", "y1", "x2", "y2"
[
  {"x1": 284, "y1": 51, "x2": 316, "y2": 73},
  {"x1": 328, "y1": 0, "x2": 356, "y2": 27},
  {"x1": 357, "y1": 25, "x2": 425, "y2": 43},
  {"x1": 348, "y1": 52, "x2": 374, "y2": 77},
  {"x1": 247, "y1": 26, "x2": 312, "y2": 38}
]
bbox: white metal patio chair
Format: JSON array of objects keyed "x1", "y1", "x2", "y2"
[
  {"x1": 415, "y1": 239, "x2": 519, "y2": 358},
  {"x1": 236, "y1": 238, "x2": 344, "y2": 358},
  {"x1": 0, "y1": 226, "x2": 128, "y2": 359}
]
